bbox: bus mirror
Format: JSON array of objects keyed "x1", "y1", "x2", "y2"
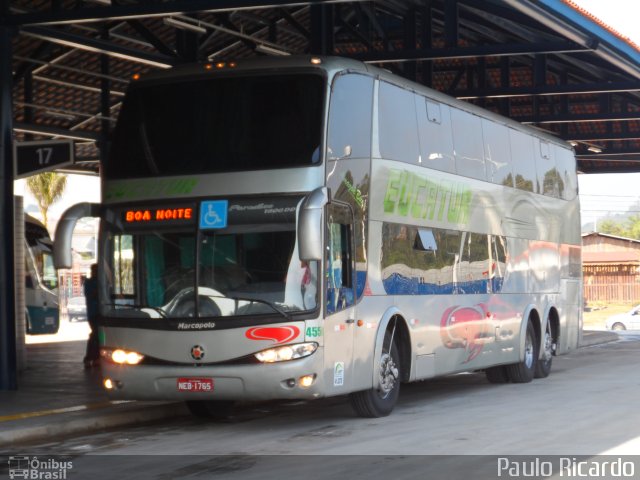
[
  {"x1": 53, "y1": 202, "x2": 100, "y2": 269},
  {"x1": 298, "y1": 187, "x2": 329, "y2": 261}
]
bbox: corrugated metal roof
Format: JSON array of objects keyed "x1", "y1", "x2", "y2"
[{"x1": 6, "y1": 0, "x2": 640, "y2": 174}]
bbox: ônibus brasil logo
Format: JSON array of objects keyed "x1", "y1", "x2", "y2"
[{"x1": 8, "y1": 456, "x2": 73, "y2": 479}]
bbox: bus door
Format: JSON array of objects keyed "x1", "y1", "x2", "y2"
[{"x1": 323, "y1": 202, "x2": 356, "y2": 394}]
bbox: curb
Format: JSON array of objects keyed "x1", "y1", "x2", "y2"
[
  {"x1": 580, "y1": 330, "x2": 619, "y2": 348},
  {"x1": 0, "y1": 402, "x2": 187, "y2": 448}
]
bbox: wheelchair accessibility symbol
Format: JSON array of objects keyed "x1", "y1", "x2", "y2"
[{"x1": 200, "y1": 200, "x2": 228, "y2": 229}]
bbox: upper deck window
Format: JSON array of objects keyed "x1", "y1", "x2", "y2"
[{"x1": 107, "y1": 73, "x2": 324, "y2": 179}]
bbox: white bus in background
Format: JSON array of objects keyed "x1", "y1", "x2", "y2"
[
  {"x1": 54, "y1": 56, "x2": 581, "y2": 418},
  {"x1": 25, "y1": 214, "x2": 60, "y2": 335}
]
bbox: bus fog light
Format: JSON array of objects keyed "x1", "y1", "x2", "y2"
[
  {"x1": 104, "y1": 378, "x2": 122, "y2": 390},
  {"x1": 299, "y1": 374, "x2": 316, "y2": 388},
  {"x1": 254, "y1": 342, "x2": 318, "y2": 363}
]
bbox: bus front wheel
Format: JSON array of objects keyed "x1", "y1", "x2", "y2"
[{"x1": 349, "y1": 334, "x2": 401, "y2": 418}]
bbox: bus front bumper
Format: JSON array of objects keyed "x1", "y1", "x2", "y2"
[{"x1": 101, "y1": 351, "x2": 324, "y2": 402}]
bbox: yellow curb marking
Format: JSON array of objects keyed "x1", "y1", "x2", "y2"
[{"x1": 0, "y1": 401, "x2": 134, "y2": 422}]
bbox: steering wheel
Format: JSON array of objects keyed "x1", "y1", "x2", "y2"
[
  {"x1": 197, "y1": 296, "x2": 222, "y2": 317},
  {"x1": 170, "y1": 295, "x2": 222, "y2": 318}
]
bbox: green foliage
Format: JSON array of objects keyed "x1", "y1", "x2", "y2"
[
  {"x1": 25, "y1": 172, "x2": 68, "y2": 230},
  {"x1": 599, "y1": 215, "x2": 640, "y2": 240}
]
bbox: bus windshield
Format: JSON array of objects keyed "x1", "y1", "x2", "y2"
[
  {"x1": 102, "y1": 198, "x2": 318, "y2": 320},
  {"x1": 107, "y1": 73, "x2": 325, "y2": 179}
]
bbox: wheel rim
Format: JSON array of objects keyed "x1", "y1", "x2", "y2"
[
  {"x1": 377, "y1": 352, "x2": 399, "y2": 399},
  {"x1": 524, "y1": 331, "x2": 534, "y2": 369},
  {"x1": 542, "y1": 324, "x2": 553, "y2": 363},
  {"x1": 613, "y1": 323, "x2": 625, "y2": 331}
]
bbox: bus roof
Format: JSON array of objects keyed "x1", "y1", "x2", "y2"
[{"x1": 129, "y1": 55, "x2": 572, "y2": 151}]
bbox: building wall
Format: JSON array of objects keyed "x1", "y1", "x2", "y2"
[
  {"x1": 582, "y1": 233, "x2": 640, "y2": 304},
  {"x1": 583, "y1": 234, "x2": 640, "y2": 254}
]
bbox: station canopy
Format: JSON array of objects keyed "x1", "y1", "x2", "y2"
[{"x1": 5, "y1": 0, "x2": 640, "y2": 174}]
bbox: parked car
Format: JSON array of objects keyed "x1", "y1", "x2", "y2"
[
  {"x1": 606, "y1": 305, "x2": 640, "y2": 331},
  {"x1": 67, "y1": 296, "x2": 87, "y2": 322}
]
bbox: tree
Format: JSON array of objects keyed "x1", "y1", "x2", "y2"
[
  {"x1": 25, "y1": 172, "x2": 67, "y2": 230},
  {"x1": 599, "y1": 215, "x2": 640, "y2": 240}
]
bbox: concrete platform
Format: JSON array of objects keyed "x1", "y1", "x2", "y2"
[
  {"x1": 0, "y1": 331, "x2": 620, "y2": 448},
  {"x1": 0, "y1": 341, "x2": 187, "y2": 448}
]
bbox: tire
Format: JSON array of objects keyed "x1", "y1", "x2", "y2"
[
  {"x1": 485, "y1": 366, "x2": 510, "y2": 383},
  {"x1": 185, "y1": 400, "x2": 235, "y2": 419},
  {"x1": 26, "y1": 310, "x2": 33, "y2": 335},
  {"x1": 349, "y1": 333, "x2": 401, "y2": 418},
  {"x1": 534, "y1": 321, "x2": 554, "y2": 379},
  {"x1": 612, "y1": 322, "x2": 626, "y2": 331},
  {"x1": 506, "y1": 320, "x2": 537, "y2": 383}
]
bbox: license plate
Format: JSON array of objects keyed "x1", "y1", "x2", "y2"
[{"x1": 177, "y1": 378, "x2": 214, "y2": 392}]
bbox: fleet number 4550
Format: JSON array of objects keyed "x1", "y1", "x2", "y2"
[{"x1": 306, "y1": 327, "x2": 323, "y2": 338}]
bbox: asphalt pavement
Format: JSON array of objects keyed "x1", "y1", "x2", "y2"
[{"x1": 0, "y1": 330, "x2": 619, "y2": 448}]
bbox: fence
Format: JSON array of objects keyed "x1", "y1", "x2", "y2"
[
  {"x1": 584, "y1": 282, "x2": 640, "y2": 304},
  {"x1": 583, "y1": 264, "x2": 640, "y2": 303}
]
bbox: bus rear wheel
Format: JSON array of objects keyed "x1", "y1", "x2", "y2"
[
  {"x1": 185, "y1": 400, "x2": 235, "y2": 420},
  {"x1": 485, "y1": 366, "x2": 510, "y2": 383},
  {"x1": 349, "y1": 334, "x2": 401, "y2": 418},
  {"x1": 534, "y1": 321, "x2": 554, "y2": 379},
  {"x1": 506, "y1": 320, "x2": 537, "y2": 383}
]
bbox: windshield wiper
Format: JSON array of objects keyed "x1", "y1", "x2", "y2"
[
  {"x1": 227, "y1": 295, "x2": 292, "y2": 321},
  {"x1": 104, "y1": 303, "x2": 167, "y2": 318}
]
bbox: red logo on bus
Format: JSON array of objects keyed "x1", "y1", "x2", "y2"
[
  {"x1": 440, "y1": 304, "x2": 490, "y2": 363},
  {"x1": 439, "y1": 299, "x2": 517, "y2": 364},
  {"x1": 245, "y1": 326, "x2": 300, "y2": 344},
  {"x1": 190, "y1": 345, "x2": 205, "y2": 361}
]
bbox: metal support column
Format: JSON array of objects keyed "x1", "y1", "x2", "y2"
[
  {"x1": 403, "y1": 8, "x2": 417, "y2": 82},
  {"x1": 533, "y1": 55, "x2": 547, "y2": 121},
  {"x1": 444, "y1": 0, "x2": 458, "y2": 48},
  {"x1": 421, "y1": 2, "x2": 432, "y2": 87},
  {"x1": 0, "y1": 12, "x2": 17, "y2": 391},
  {"x1": 100, "y1": 26, "x2": 111, "y2": 167},
  {"x1": 310, "y1": 3, "x2": 334, "y2": 55},
  {"x1": 500, "y1": 56, "x2": 510, "y2": 116},
  {"x1": 560, "y1": 70, "x2": 569, "y2": 139}
]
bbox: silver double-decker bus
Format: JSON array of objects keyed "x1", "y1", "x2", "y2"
[{"x1": 54, "y1": 56, "x2": 581, "y2": 417}]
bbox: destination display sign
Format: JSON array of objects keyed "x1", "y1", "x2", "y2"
[
  {"x1": 121, "y1": 204, "x2": 196, "y2": 227},
  {"x1": 119, "y1": 196, "x2": 302, "y2": 230}
]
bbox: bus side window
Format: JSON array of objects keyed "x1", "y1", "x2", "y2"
[
  {"x1": 327, "y1": 73, "x2": 373, "y2": 160},
  {"x1": 326, "y1": 203, "x2": 354, "y2": 314}
]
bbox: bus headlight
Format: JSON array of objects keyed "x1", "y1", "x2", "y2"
[
  {"x1": 101, "y1": 348, "x2": 145, "y2": 365},
  {"x1": 254, "y1": 342, "x2": 318, "y2": 363}
]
